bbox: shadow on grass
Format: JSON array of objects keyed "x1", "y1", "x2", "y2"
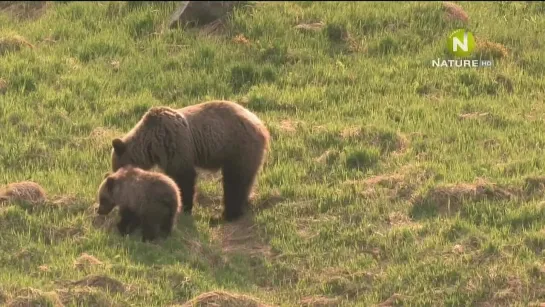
[
  {"x1": 0, "y1": 189, "x2": 291, "y2": 304},
  {"x1": 93, "y1": 189, "x2": 293, "y2": 294}
]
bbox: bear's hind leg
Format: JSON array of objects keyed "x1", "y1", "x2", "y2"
[{"x1": 222, "y1": 164, "x2": 258, "y2": 222}]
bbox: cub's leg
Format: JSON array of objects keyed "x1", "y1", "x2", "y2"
[
  {"x1": 159, "y1": 202, "x2": 177, "y2": 238},
  {"x1": 117, "y1": 208, "x2": 140, "y2": 236},
  {"x1": 141, "y1": 215, "x2": 161, "y2": 242}
]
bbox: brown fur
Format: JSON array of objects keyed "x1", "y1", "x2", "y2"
[
  {"x1": 97, "y1": 166, "x2": 182, "y2": 242},
  {"x1": 0, "y1": 181, "x2": 46, "y2": 204},
  {"x1": 110, "y1": 100, "x2": 270, "y2": 221}
]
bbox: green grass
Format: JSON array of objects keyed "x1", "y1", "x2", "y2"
[{"x1": 1, "y1": 1, "x2": 545, "y2": 306}]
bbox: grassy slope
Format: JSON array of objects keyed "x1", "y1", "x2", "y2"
[{"x1": 1, "y1": 1, "x2": 545, "y2": 306}]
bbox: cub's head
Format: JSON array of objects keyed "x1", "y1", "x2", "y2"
[{"x1": 96, "y1": 173, "x2": 117, "y2": 215}]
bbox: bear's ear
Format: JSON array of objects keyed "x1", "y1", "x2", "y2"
[
  {"x1": 105, "y1": 176, "x2": 115, "y2": 192},
  {"x1": 112, "y1": 138, "x2": 126, "y2": 155},
  {"x1": 103, "y1": 171, "x2": 111, "y2": 179}
]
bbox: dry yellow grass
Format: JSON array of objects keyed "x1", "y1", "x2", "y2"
[
  {"x1": 0, "y1": 181, "x2": 47, "y2": 204},
  {"x1": 0, "y1": 33, "x2": 34, "y2": 55},
  {"x1": 181, "y1": 291, "x2": 273, "y2": 307},
  {"x1": 476, "y1": 39, "x2": 509, "y2": 59},
  {"x1": 442, "y1": 1, "x2": 469, "y2": 23}
]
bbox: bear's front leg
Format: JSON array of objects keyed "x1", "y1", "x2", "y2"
[
  {"x1": 117, "y1": 208, "x2": 139, "y2": 236},
  {"x1": 172, "y1": 168, "x2": 197, "y2": 215}
]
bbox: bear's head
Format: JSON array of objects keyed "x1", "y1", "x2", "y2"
[
  {"x1": 111, "y1": 106, "x2": 187, "y2": 172},
  {"x1": 97, "y1": 175, "x2": 117, "y2": 215}
]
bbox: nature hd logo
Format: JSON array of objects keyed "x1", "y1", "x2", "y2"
[
  {"x1": 431, "y1": 28, "x2": 493, "y2": 68},
  {"x1": 447, "y1": 29, "x2": 475, "y2": 57}
]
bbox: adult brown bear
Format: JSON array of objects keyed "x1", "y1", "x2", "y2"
[{"x1": 110, "y1": 100, "x2": 270, "y2": 222}]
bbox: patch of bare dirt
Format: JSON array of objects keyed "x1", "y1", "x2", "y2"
[
  {"x1": 340, "y1": 126, "x2": 361, "y2": 139},
  {"x1": 195, "y1": 192, "x2": 222, "y2": 208},
  {"x1": 340, "y1": 126, "x2": 409, "y2": 155},
  {"x1": 312, "y1": 268, "x2": 377, "y2": 299},
  {"x1": 488, "y1": 276, "x2": 525, "y2": 306},
  {"x1": 71, "y1": 275, "x2": 125, "y2": 294},
  {"x1": 0, "y1": 33, "x2": 34, "y2": 55},
  {"x1": 376, "y1": 293, "x2": 409, "y2": 306},
  {"x1": 198, "y1": 19, "x2": 226, "y2": 36},
  {"x1": 178, "y1": 235, "x2": 226, "y2": 267},
  {"x1": 91, "y1": 205, "x2": 119, "y2": 230},
  {"x1": 495, "y1": 74, "x2": 514, "y2": 93},
  {"x1": 254, "y1": 189, "x2": 285, "y2": 210},
  {"x1": 0, "y1": 290, "x2": 9, "y2": 305},
  {"x1": 387, "y1": 211, "x2": 422, "y2": 230},
  {"x1": 458, "y1": 112, "x2": 489, "y2": 120},
  {"x1": 295, "y1": 21, "x2": 325, "y2": 32},
  {"x1": 412, "y1": 178, "x2": 520, "y2": 215},
  {"x1": 442, "y1": 1, "x2": 468, "y2": 23},
  {"x1": 475, "y1": 39, "x2": 509, "y2": 59},
  {"x1": 196, "y1": 167, "x2": 222, "y2": 182},
  {"x1": 392, "y1": 133, "x2": 410, "y2": 155},
  {"x1": 43, "y1": 226, "x2": 84, "y2": 245},
  {"x1": 74, "y1": 253, "x2": 104, "y2": 271},
  {"x1": 325, "y1": 24, "x2": 364, "y2": 53},
  {"x1": 66, "y1": 57, "x2": 81, "y2": 71},
  {"x1": 233, "y1": 33, "x2": 250, "y2": 45},
  {"x1": 180, "y1": 291, "x2": 274, "y2": 307},
  {"x1": 279, "y1": 119, "x2": 304, "y2": 133},
  {"x1": 299, "y1": 295, "x2": 340, "y2": 307},
  {"x1": 6, "y1": 288, "x2": 63, "y2": 307},
  {"x1": 14, "y1": 247, "x2": 40, "y2": 262},
  {"x1": 87, "y1": 127, "x2": 121, "y2": 148},
  {"x1": 110, "y1": 60, "x2": 120, "y2": 72},
  {"x1": 0, "y1": 181, "x2": 47, "y2": 205},
  {"x1": 38, "y1": 264, "x2": 50, "y2": 272},
  {"x1": 315, "y1": 149, "x2": 340, "y2": 165},
  {"x1": 0, "y1": 1, "x2": 49, "y2": 20},
  {"x1": 55, "y1": 287, "x2": 113, "y2": 306},
  {"x1": 295, "y1": 216, "x2": 336, "y2": 241},
  {"x1": 48, "y1": 194, "x2": 81, "y2": 208},
  {"x1": 343, "y1": 164, "x2": 435, "y2": 201},
  {"x1": 452, "y1": 244, "x2": 465, "y2": 254},
  {"x1": 312, "y1": 125, "x2": 328, "y2": 133},
  {"x1": 211, "y1": 215, "x2": 275, "y2": 259},
  {"x1": 524, "y1": 176, "x2": 545, "y2": 196},
  {"x1": 0, "y1": 78, "x2": 7, "y2": 94}
]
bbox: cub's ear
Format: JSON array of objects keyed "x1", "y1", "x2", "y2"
[
  {"x1": 105, "y1": 177, "x2": 115, "y2": 192},
  {"x1": 112, "y1": 138, "x2": 126, "y2": 155}
]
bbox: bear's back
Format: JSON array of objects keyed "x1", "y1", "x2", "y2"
[
  {"x1": 115, "y1": 168, "x2": 180, "y2": 214},
  {"x1": 177, "y1": 100, "x2": 269, "y2": 169}
]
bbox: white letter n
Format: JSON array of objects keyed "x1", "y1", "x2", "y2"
[{"x1": 453, "y1": 32, "x2": 468, "y2": 52}]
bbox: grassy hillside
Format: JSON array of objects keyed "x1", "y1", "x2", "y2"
[{"x1": 1, "y1": 1, "x2": 545, "y2": 306}]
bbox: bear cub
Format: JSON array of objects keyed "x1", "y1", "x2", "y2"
[{"x1": 96, "y1": 166, "x2": 182, "y2": 242}]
